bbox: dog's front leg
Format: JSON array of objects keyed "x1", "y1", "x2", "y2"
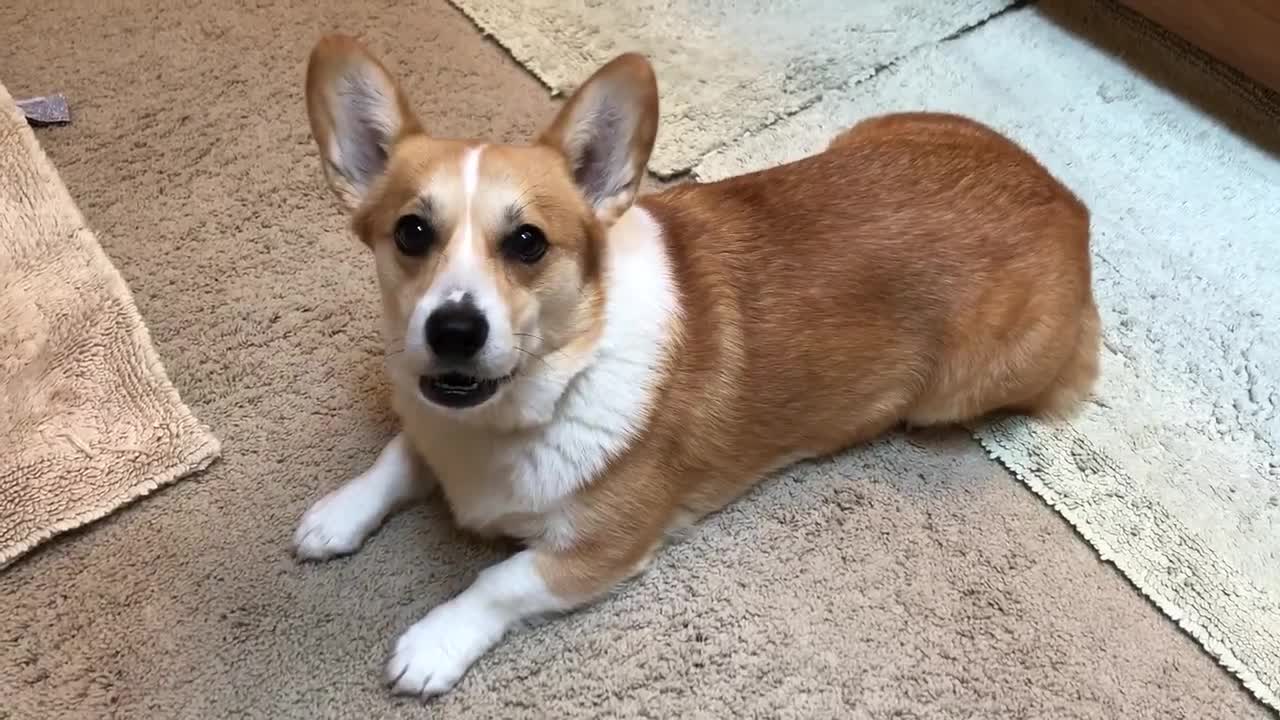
[
  {"x1": 386, "y1": 527, "x2": 660, "y2": 698},
  {"x1": 293, "y1": 432, "x2": 430, "y2": 560}
]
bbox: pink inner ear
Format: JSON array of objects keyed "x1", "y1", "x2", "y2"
[
  {"x1": 562, "y1": 96, "x2": 639, "y2": 210},
  {"x1": 328, "y1": 71, "x2": 400, "y2": 192}
]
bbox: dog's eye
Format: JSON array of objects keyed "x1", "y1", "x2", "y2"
[
  {"x1": 393, "y1": 214, "x2": 435, "y2": 257},
  {"x1": 502, "y1": 224, "x2": 549, "y2": 264}
]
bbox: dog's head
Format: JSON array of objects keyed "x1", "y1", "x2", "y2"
[{"x1": 305, "y1": 35, "x2": 658, "y2": 422}]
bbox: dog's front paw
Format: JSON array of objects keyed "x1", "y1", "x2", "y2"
[
  {"x1": 386, "y1": 602, "x2": 506, "y2": 698},
  {"x1": 293, "y1": 484, "x2": 382, "y2": 561}
]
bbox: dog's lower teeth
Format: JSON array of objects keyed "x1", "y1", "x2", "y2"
[{"x1": 420, "y1": 372, "x2": 507, "y2": 406}]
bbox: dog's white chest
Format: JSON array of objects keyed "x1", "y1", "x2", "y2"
[{"x1": 408, "y1": 418, "x2": 603, "y2": 544}]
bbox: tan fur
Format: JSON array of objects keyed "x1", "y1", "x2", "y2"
[
  {"x1": 541, "y1": 112, "x2": 1100, "y2": 600},
  {"x1": 306, "y1": 36, "x2": 1100, "y2": 630}
]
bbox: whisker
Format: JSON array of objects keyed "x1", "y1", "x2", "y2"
[{"x1": 515, "y1": 346, "x2": 554, "y2": 371}]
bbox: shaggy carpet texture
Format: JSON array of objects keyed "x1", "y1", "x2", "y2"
[
  {"x1": 448, "y1": 0, "x2": 1017, "y2": 176},
  {"x1": 0, "y1": 80, "x2": 219, "y2": 569}
]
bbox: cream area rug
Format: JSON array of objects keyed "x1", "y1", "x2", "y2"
[
  {"x1": 0, "y1": 80, "x2": 221, "y2": 569},
  {"x1": 458, "y1": 0, "x2": 1280, "y2": 711},
  {"x1": 449, "y1": 0, "x2": 1017, "y2": 176}
]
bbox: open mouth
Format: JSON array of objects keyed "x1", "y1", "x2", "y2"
[{"x1": 418, "y1": 371, "x2": 512, "y2": 409}]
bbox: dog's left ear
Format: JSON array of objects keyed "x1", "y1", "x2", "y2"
[
  {"x1": 305, "y1": 34, "x2": 422, "y2": 211},
  {"x1": 540, "y1": 54, "x2": 659, "y2": 225}
]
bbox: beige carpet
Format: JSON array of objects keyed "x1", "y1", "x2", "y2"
[
  {"x1": 695, "y1": 1, "x2": 1280, "y2": 709},
  {"x1": 0, "y1": 0, "x2": 1271, "y2": 718},
  {"x1": 449, "y1": 0, "x2": 1017, "y2": 176},
  {"x1": 0, "y1": 81, "x2": 219, "y2": 570}
]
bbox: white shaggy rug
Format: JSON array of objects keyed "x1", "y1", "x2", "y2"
[
  {"x1": 449, "y1": 0, "x2": 1016, "y2": 176},
  {"x1": 452, "y1": 0, "x2": 1280, "y2": 711}
]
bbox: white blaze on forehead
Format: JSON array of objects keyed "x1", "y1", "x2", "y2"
[
  {"x1": 462, "y1": 146, "x2": 483, "y2": 200},
  {"x1": 454, "y1": 145, "x2": 485, "y2": 267}
]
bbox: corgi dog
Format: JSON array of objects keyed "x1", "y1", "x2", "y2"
[{"x1": 294, "y1": 34, "x2": 1101, "y2": 698}]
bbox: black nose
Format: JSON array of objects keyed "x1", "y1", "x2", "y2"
[{"x1": 425, "y1": 300, "x2": 489, "y2": 362}]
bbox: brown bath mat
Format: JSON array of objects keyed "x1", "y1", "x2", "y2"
[{"x1": 0, "y1": 79, "x2": 220, "y2": 570}]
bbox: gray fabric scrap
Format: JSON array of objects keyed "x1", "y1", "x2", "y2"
[{"x1": 16, "y1": 94, "x2": 71, "y2": 125}]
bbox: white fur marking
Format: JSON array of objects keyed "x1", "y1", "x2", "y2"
[
  {"x1": 387, "y1": 551, "x2": 566, "y2": 696},
  {"x1": 461, "y1": 146, "x2": 482, "y2": 199},
  {"x1": 293, "y1": 434, "x2": 423, "y2": 560},
  {"x1": 457, "y1": 146, "x2": 484, "y2": 263}
]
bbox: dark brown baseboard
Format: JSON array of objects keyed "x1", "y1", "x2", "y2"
[{"x1": 1115, "y1": 0, "x2": 1280, "y2": 93}]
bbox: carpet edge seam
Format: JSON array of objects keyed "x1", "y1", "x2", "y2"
[{"x1": 972, "y1": 427, "x2": 1280, "y2": 713}]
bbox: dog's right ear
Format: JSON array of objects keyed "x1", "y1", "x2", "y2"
[{"x1": 305, "y1": 34, "x2": 422, "y2": 211}]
